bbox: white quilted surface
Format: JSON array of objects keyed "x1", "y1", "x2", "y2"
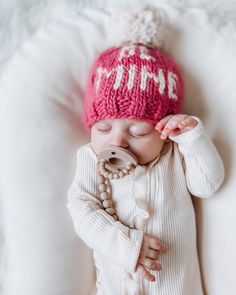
[{"x1": 0, "y1": 1, "x2": 236, "y2": 294}]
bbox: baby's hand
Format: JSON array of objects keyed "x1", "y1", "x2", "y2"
[
  {"x1": 136, "y1": 234, "x2": 167, "y2": 282},
  {"x1": 155, "y1": 114, "x2": 198, "y2": 140}
]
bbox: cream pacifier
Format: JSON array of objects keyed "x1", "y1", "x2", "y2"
[{"x1": 97, "y1": 146, "x2": 138, "y2": 220}]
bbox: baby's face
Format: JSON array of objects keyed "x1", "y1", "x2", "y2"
[{"x1": 91, "y1": 118, "x2": 164, "y2": 165}]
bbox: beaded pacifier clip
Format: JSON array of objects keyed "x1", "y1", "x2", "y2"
[{"x1": 97, "y1": 146, "x2": 138, "y2": 220}]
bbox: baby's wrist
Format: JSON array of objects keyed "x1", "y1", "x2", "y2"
[{"x1": 169, "y1": 116, "x2": 204, "y2": 144}]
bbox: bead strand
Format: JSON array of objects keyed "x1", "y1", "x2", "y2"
[
  {"x1": 97, "y1": 164, "x2": 118, "y2": 220},
  {"x1": 97, "y1": 159, "x2": 135, "y2": 220}
]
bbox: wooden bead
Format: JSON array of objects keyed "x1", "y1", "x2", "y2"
[
  {"x1": 98, "y1": 183, "x2": 107, "y2": 192},
  {"x1": 106, "y1": 207, "x2": 115, "y2": 215},
  {"x1": 113, "y1": 173, "x2": 119, "y2": 179},
  {"x1": 108, "y1": 173, "x2": 114, "y2": 180},
  {"x1": 100, "y1": 167, "x2": 106, "y2": 174},
  {"x1": 126, "y1": 163, "x2": 133, "y2": 170},
  {"x1": 103, "y1": 171, "x2": 109, "y2": 178},
  {"x1": 97, "y1": 175, "x2": 105, "y2": 183},
  {"x1": 100, "y1": 192, "x2": 109, "y2": 200},
  {"x1": 118, "y1": 171, "x2": 124, "y2": 178},
  {"x1": 99, "y1": 161, "x2": 105, "y2": 168},
  {"x1": 113, "y1": 214, "x2": 118, "y2": 221},
  {"x1": 103, "y1": 200, "x2": 113, "y2": 208}
]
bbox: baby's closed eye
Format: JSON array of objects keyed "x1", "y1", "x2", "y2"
[
  {"x1": 96, "y1": 122, "x2": 112, "y2": 132},
  {"x1": 129, "y1": 125, "x2": 153, "y2": 138}
]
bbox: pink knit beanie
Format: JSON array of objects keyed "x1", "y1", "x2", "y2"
[{"x1": 84, "y1": 6, "x2": 184, "y2": 128}]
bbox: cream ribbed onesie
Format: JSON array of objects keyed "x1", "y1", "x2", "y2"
[{"x1": 67, "y1": 118, "x2": 224, "y2": 295}]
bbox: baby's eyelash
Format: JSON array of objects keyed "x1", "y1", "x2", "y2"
[
  {"x1": 97, "y1": 127, "x2": 111, "y2": 133},
  {"x1": 130, "y1": 132, "x2": 149, "y2": 138}
]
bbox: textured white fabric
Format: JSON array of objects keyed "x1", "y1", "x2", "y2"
[
  {"x1": 0, "y1": 2, "x2": 236, "y2": 295},
  {"x1": 67, "y1": 119, "x2": 224, "y2": 295},
  {"x1": 0, "y1": 8, "x2": 110, "y2": 295}
]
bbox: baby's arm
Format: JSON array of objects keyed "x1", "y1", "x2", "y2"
[
  {"x1": 67, "y1": 145, "x2": 144, "y2": 272},
  {"x1": 156, "y1": 114, "x2": 224, "y2": 197}
]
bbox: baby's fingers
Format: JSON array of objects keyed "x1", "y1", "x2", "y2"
[
  {"x1": 148, "y1": 236, "x2": 168, "y2": 252},
  {"x1": 155, "y1": 115, "x2": 173, "y2": 132},
  {"x1": 138, "y1": 257, "x2": 162, "y2": 271},
  {"x1": 160, "y1": 115, "x2": 188, "y2": 139},
  {"x1": 178, "y1": 117, "x2": 197, "y2": 131},
  {"x1": 136, "y1": 264, "x2": 156, "y2": 282}
]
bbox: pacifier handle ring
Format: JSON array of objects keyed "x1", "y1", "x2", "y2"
[{"x1": 98, "y1": 146, "x2": 138, "y2": 171}]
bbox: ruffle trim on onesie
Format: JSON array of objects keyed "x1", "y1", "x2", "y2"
[
  {"x1": 123, "y1": 165, "x2": 149, "y2": 295},
  {"x1": 122, "y1": 142, "x2": 171, "y2": 295}
]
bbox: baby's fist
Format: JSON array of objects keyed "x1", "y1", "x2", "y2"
[{"x1": 155, "y1": 114, "x2": 197, "y2": 140}]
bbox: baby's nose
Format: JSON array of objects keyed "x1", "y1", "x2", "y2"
[{"x1": 111, "y1": 135, "x2": 129, "y2": 148}]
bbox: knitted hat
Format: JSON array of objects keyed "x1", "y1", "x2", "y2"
[{"x1": 84, "y1": 6, "x2": 184, "y2": 128}]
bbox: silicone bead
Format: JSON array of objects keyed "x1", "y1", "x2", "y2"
[
  {"x1": 98, "y1": 184, "x2": 107, "y2": 192},
  {"x1": 100, "y1": 167, "x2": 106, "y2": 174},
  {"x1": 114, "y1": 173, "x2": 119, "y2": 179},
  {"x1": 106, "y1": 208, "x2": 115, "y2": 215},
  {"x1": 103, "y1": 200, "x2": 113, "y2": 208},
  {"x1": 104, "y1": 171, "x2": 109, "y2": 178},
  {"x1": 100, "y1": 192, "x2": 109, "y2": 200},
  {"x1": 97, "y1": 175, "x2": 105, "y2": 183},
  {"x1": 118, "y1": 171, "x2": 124, "y2": 178},
  {"x1": 99, "y1": 162, "x2": 105, "y2": 168},
  {"x1": 126, "y1": 163, "x2": 133, "y2": 170},
  {"x1": 108, "y1": 173, "x2": 114, "y2": 180}
]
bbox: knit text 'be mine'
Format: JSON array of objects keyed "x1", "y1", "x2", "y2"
[{"x1": 95, "y1": 45, "x2": 179, "y2": 100}]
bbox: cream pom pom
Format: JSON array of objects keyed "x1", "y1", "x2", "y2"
[{"x1": 107, "y1": 4, "x2": 165, "y2": 49}]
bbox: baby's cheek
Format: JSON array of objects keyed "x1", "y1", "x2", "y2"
[
  {"x1": 92, "y1": 137, "x2": 111, "y2": 155},
  {"x1": 132, "y1": 140, "x2": 163, "y2": 165}
]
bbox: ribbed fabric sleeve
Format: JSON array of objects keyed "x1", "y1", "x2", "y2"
[
  {"x1": 67, "y1": 145, "x2": 144, "y2": 272},
  {"x1": 169, "y1": 116, "x2": 225, "y2": 198}
]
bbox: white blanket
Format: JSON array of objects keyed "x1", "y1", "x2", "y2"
[{"x1": 1, "y1": 1, "x2": 236, "y2": 295}]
